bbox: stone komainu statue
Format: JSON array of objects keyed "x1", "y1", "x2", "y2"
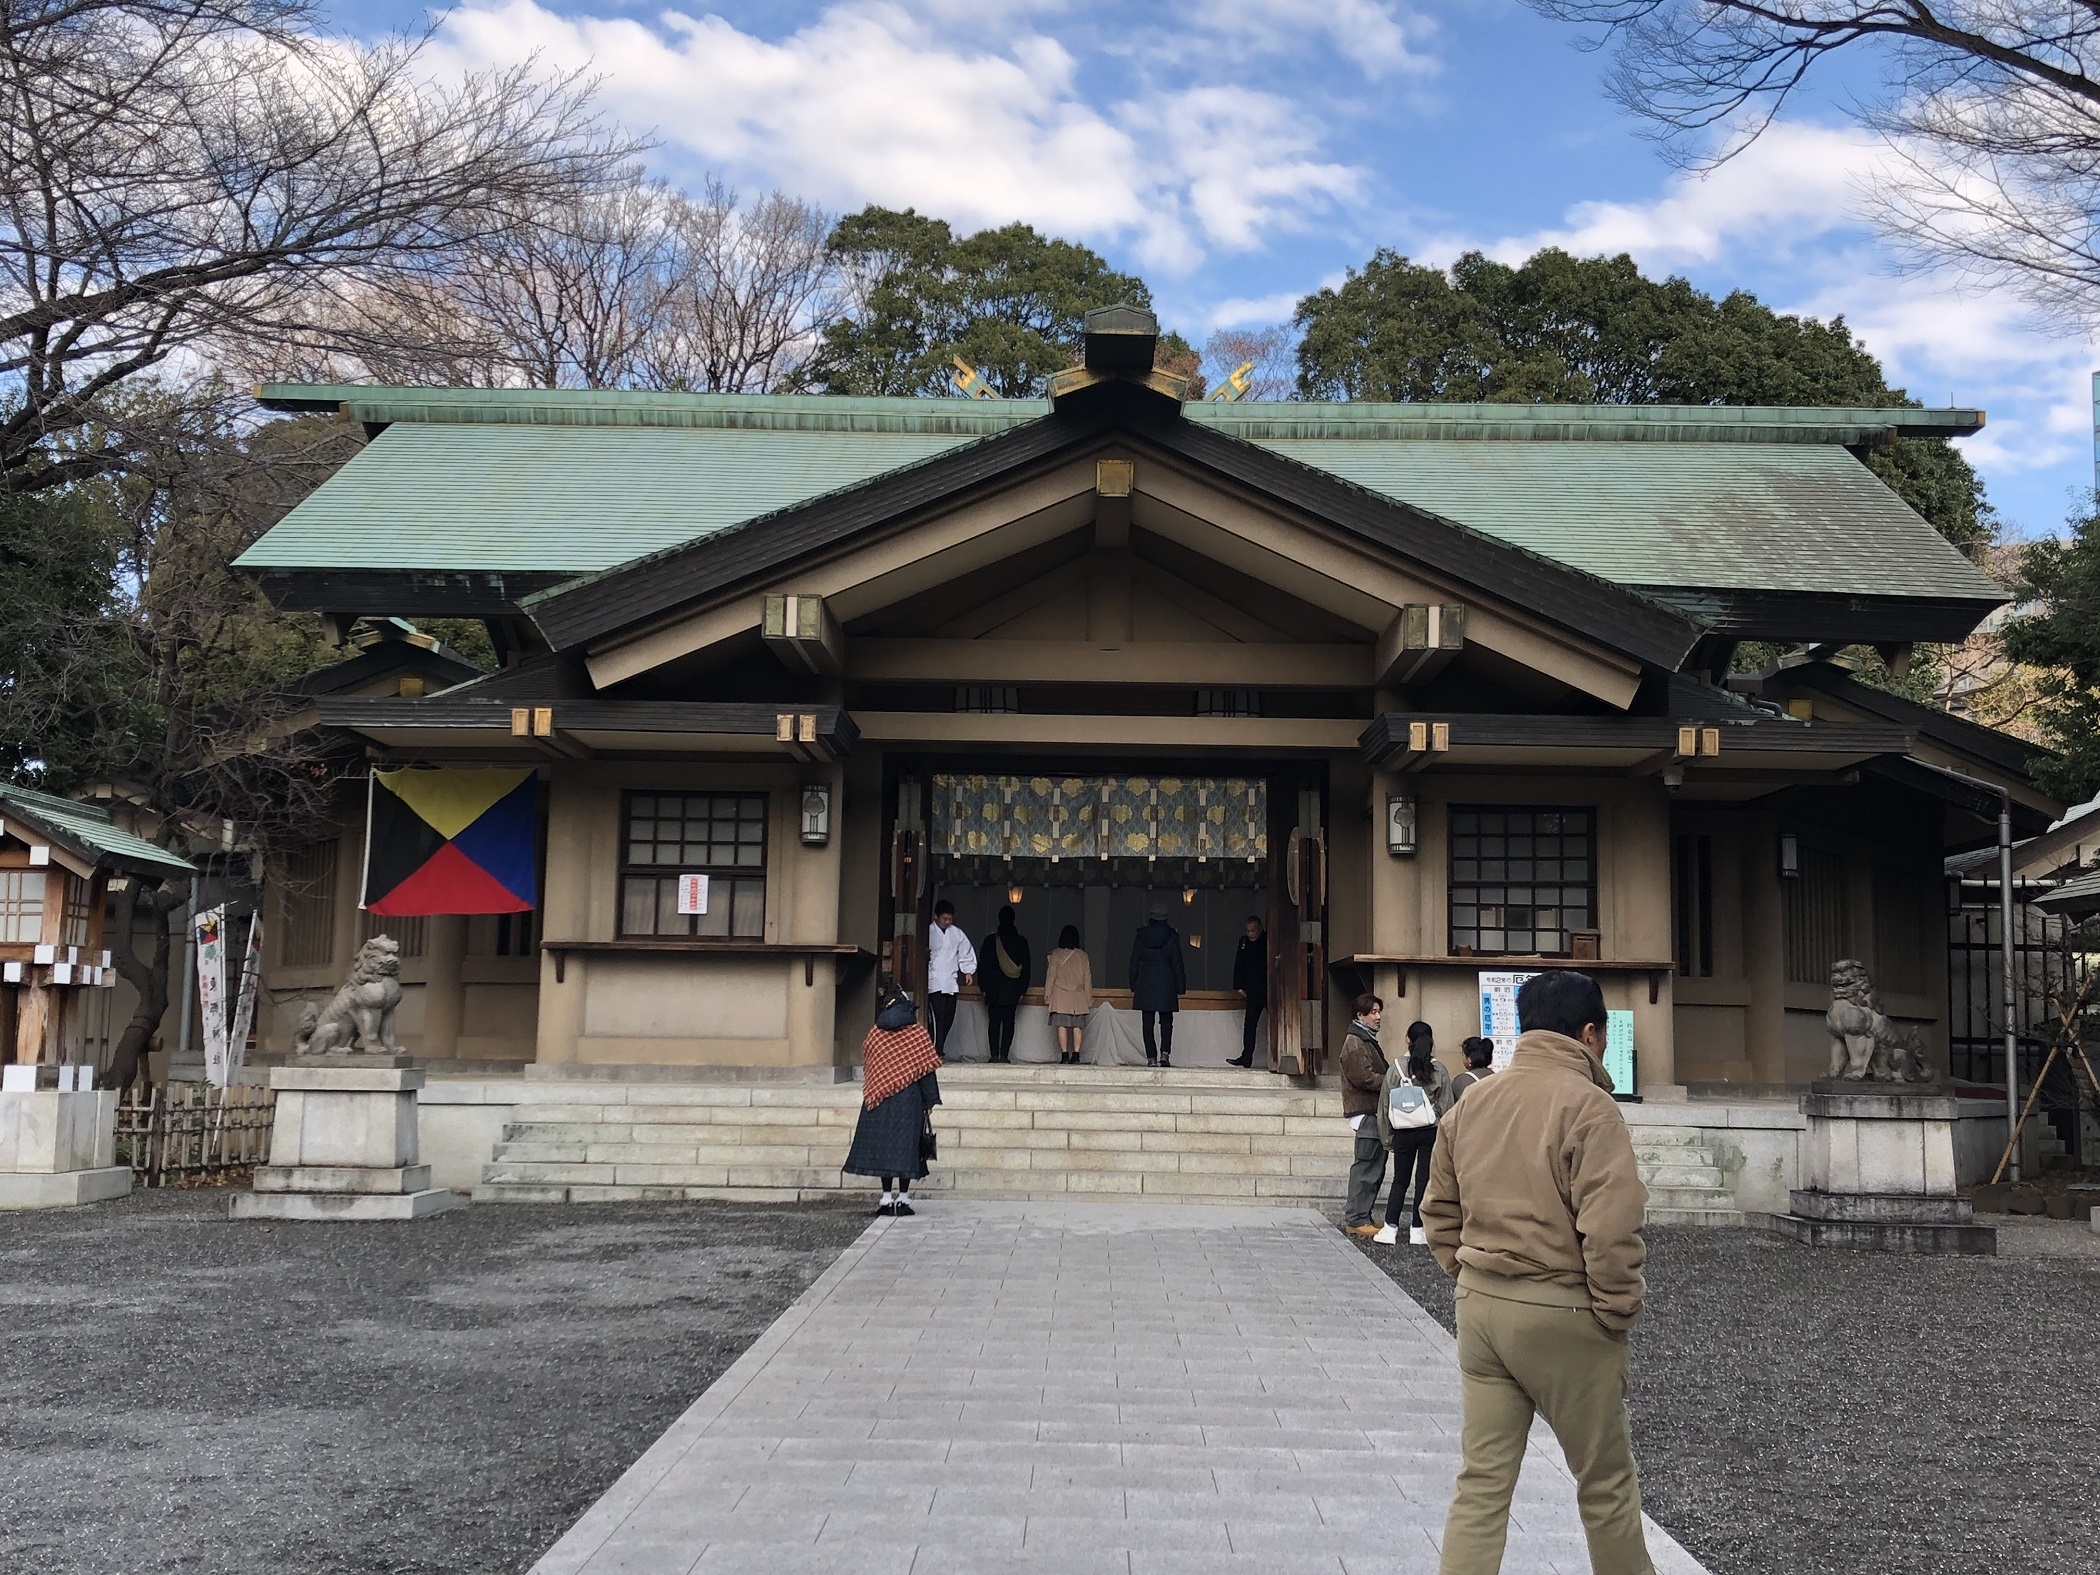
[
  {"x1": 1825, "y1": 959, "x2": 1932, "y2": 1082},
  {"x1": 294, "y1": 934, "x2": 405, "y2": 1056}
]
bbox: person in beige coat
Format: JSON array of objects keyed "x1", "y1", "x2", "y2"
[
  {"x1": 1420, "y1": 969, "x2": 1652, "y2": 1575},
  {"x1": 1043, "y1": 925, "x2": 1093, "y2": 1065}
]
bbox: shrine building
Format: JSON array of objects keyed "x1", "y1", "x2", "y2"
[{"x1": 232, "y1": 306, "x2": 2054, "y2": 1107}]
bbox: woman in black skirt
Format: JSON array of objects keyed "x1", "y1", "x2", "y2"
[{"x1": 843, "y1": 984, "x2": 942, "y2": 1216}]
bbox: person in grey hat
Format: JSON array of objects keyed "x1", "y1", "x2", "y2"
[{"x1": 1128, "y1": 899, "x2": 1188, "y2": 1067}]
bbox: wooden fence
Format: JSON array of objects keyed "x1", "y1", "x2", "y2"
[{"x1": 115, "y1": 1083, "x2": 276, "y2": 1186}]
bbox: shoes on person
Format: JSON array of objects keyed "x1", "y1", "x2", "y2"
[
  {"x1": 1147, "y1": 1055, "x2": 1159, "y2": 1067},
  {"x1": 1159, "y1": 1057, "x2": 1171, "y2": 1069},
  {"x1": 1344, "y1": 1222, "x2": 1380, "y2": 1237},
  {"x1": 1226, "y1": 1055, "x2": 1253, "y2": 1068},
  {"x1": 875, "y1": 1197, "x2": 895, "y2": 1217},
  {"x1": 1372, "y1": 1224, "x2": 1399, "y2": 1245},
  {"x1": 1409, "y1": 1226, "x2": 1428, "y2": 1246},
  {"x1": 893, "y1": 1199, "x2": 916, "y2": 1217}
]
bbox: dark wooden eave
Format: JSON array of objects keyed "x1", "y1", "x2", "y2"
[
  {"x1": 521, "y1": 381, "x2": 1705, "y2": 674},
  {"x1": 317, "y1": 697, "x2": 859, "y2": 760},
  {"x1": 1643, "y1": 586, "x2": 2006, "y2": 645},
  {"x1": 1358, "y1": 711, "x2": 1914, "y2": 770}
]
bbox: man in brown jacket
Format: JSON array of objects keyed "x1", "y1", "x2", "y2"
[
  {"x1": 1420, "y1": 969, "x2": 1652, "y2": 1575},
  {"x1": 1338, "y1": 991, "x2": 1390, "y2": 1236}
]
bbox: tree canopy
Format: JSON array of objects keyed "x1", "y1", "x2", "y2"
[
  {"x1": 808, "y1": 207, "x2": 1173, "y2": 398},
  {"x1": 2001, "y1": 516, "x2": 2100, "y2": 801},
  {"x1": 1292, "y1": 247, "x2": 1991, "y2": 553}
]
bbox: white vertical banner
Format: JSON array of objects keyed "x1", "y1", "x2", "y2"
[
  {"x1": 194, "y1": 905, "x2": 229, "y2": 1088},
  {"x1": 1477, "y1": 970, "x2": 1539, "y2": 1072},
  {"x1": 226, "y1": 913, "x2": 263, "y2": 1078}
]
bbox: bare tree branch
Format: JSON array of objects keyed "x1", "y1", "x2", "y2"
[
  {"x1": 1526, "y1": 0, "x2": 2100, "y2": 323},
  {"x1": 0, "y1": 0, "x2": 638, "y2": 485}
]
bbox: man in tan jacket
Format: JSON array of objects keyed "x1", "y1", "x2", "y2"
[{"x1": 1420, "y1": 969, "x2": 1652, "y2": 1575}]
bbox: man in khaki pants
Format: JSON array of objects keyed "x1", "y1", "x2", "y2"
[{"x1": 1421, "y1": 970, "x2": 1653, "y2": 1575}]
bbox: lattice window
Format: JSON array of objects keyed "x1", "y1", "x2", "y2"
[
  {"x1": 278, "y1": 841, "x2": 337, "y2": 967},
  {"x1": 60, "y1": 874, "x2": 93, "y2": 948},
  {"x1": 1784, "y1": 846, "x2": 1849, "y2": 985},
  {"x1": 1449, "y1": 807, "x2": 1596, "y2": 957},
  {"x1": 358, "y1": 907, "x2": 427, "y2": 959},
  {"x1": 0, "y1": 869, "x2": 45, "y2": 944},
  {"x1": 620, "y1": 792, "x2": 767, "y2": 939}
]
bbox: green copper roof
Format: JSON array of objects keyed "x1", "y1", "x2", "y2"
[
  {"x1": 237, "y1": 418, "x2": 1019, "y2": 574},
  {"x1": 1245, "y1": 437, "x2": 1998, "y2": 601},
  {"x1": 237, "y1": 383, "x2": 2002, "y2": 608},
  {"x1": 0, "y1": 784, "x2": 196, "y2": 878}
]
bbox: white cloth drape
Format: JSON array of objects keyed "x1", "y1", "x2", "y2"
[{"x1": 941, "y1": 1002, "x2": 1251, "y2": 1066}]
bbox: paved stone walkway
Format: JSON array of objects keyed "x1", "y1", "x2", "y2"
[{"x1": 531, "y1": 1203, "x2": 1710, "y2": 1575}]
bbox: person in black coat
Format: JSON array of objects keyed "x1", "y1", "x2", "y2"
[
  {"x1": 1128, "y1": 900, "x2": 1187, "y2": 1067},
  {"x1": 978, "y1": 905, "x2": 1031, "y2": 1063},
  {"x1": 1230, "y1": 915, "x2": 1267, "y2": 1068}
]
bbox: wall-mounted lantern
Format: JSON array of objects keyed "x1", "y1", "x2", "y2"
[
  {"x1": 1779, "y1": 832, "x2": 1800, "y2": 879},
  {"x1": 1385, "y1": 793, "x2": 1418, "y2": 857},
  {"x1": 799, "y1": 784, "x2": 831, "y2": 845}
]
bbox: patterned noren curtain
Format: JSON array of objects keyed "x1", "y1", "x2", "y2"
[{"x1": 933, "y1": 775, "x2": 1265, "y2": 864}]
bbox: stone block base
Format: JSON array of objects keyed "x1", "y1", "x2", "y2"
[
  {"x1": 230, "y1": 1188, "x2": 463, "y2": 1221},
  {"x1": 0, "y1": 1165, "x2": 133, "y2": 1210},
  {"x1": 252, "y1": 1163, "x2": 433, "y2": 1195},
  {"x1": 1787, "y1": 1188, "x2": 1975, "y2": 1225},
  {"x1": 1770, "y1": 1211, "x2": 1996, "y2": 1255}
]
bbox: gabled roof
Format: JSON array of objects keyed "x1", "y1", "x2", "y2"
[
  {"x1": 238, "y1": 383, "x2": 2004, "y2": 645},
  {"x1": 1768, "y1": 661, "x2": 2046, "y2": 780},
  {"x1": 0, "y1": 784, "x2": 196, "y2": 879},
  {"x1": 522, "y1": 380, "x2": 1705, "y2": 672}
]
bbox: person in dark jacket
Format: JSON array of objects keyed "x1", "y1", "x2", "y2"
[
  {"x1": 1128, "y1": 900, "x2": 1187, "y2": 1067},
  {"x1": 977, "y1": 905, "x2": 1032, "y2": 1063},
  {"x1": 1450, "y1": 1036, "x2": 1496, "y2": 1099},
  {"x1": 843, "y1": 983, "x2": 942, "y2": 1216},
  {"x1": 1229, "y1": 914, "x2": 1267, "y2": 1067}
]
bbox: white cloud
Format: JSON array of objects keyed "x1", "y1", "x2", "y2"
[
  {"x1": 1172, "y1": 0, "x2": 1436, "y2": 80},
  {"x1": 422, "y1": 0, "x2": 1379, "y2": 271}
]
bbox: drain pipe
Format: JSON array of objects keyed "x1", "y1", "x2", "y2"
[{"x1": 1998, "y1": 794, "x2": 2021, "y2": 1183}]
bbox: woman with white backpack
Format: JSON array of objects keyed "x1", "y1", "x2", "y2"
[{"x1": 1375, "y1": 1020, "x2": 1453, "y2": 1245}]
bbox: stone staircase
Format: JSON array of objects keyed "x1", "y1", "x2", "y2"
[
  {"x1": 1631, "y1": 1124, "x2": 1745, "y2": 1227},
  {"x1": 473, "y1": 1065, "x2": 1747, "y2": 1224},
  {"x1": 474, "y1": 1065, "x2": 1354, "y2": 1209}
]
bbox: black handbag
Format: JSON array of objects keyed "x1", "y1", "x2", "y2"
[{"x1": 920, "y1": 1120, "x2": 938, "y2": 1163}]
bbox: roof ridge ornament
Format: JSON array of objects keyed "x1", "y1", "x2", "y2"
[{"x1": 1049, "y1": 304, "x2": 1187, "y2": 408}]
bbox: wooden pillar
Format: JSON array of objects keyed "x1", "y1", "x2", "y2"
[
  {"x1": 1744, "y1": 812, "x2": 1788, "y2": 1087},
  {"x1": 420, "y1": 914, "x2": 467, "y2": 1061},
  {"x1": 14, "y1": 980, "x2": 51, "y2": 1064}
]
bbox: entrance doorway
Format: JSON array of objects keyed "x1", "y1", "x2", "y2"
[{"x1": 880, "y1": 764, "x2": 1328, "y2": 1072}]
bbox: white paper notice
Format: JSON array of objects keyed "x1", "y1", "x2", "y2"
[
  {"x1": 1477, "y1": 970, "x2": 1539, "y2": 1071},
  {"x1": 676, "y1": 873, "x2": 710, "y2": 916}
]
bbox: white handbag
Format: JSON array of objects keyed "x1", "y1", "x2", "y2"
[{"x1": 1387, "y1": 1077, "x2": 1438, "y2": 1130}]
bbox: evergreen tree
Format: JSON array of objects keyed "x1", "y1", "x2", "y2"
[
  {"x1": 1293, "y1": 248, "x2": 1991, "y2": 553},
  {"x1": 2001, "y1": 512, "x2": 2100, "y2": 800}
]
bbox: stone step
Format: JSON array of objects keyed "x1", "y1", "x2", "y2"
[
  {"x1": 1639, "y1": 1163, "x2": 1729, "y2": 1189},
  {"x1": 1646, "y1": 1205, "x2": 1748, "y2": 1227},
  {"x1": 1644, "y1": 1183, "x2": 1735, "y2": 1209}
]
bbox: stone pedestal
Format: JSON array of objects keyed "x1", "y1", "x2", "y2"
[
  {"x1": 230, "y1": 1057, "x2": 463, "y2": 1221},
  {"x1": 1771, "y1": 1083, "x2": 1995, "y2": 1254},
  {"x1": 0, "y1": 1089, "x2": 132, "y2": 1209}
]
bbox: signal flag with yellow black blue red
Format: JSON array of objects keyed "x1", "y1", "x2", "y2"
[{"x1": 361, "y1": 768, "x2": 538, "y2": 915}]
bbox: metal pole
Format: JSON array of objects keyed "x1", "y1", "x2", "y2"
[{"x1": 1999, "y1": 799, "x2": 2021, "y2": 1182}]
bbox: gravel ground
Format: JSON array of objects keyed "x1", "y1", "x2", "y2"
[
  {"x1": 1358, "y1": 1225, "x2": 2100, "y2": 1575},
  {"x1": 0, "y1": 1190, "x2": 870, "y2": 1575}
]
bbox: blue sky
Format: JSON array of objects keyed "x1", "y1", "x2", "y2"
[{"x1": 335, "y1": 0, "x2": 2096, "y2": 538}]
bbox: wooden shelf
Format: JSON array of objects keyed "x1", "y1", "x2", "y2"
[{"x1": 1338, "y1": 954, "x2": 1675, "y2": 1003}]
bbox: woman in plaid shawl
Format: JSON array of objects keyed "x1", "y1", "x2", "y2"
[{"x1": 844, "y1": 983, "x2": 943, "y2": 1216}]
